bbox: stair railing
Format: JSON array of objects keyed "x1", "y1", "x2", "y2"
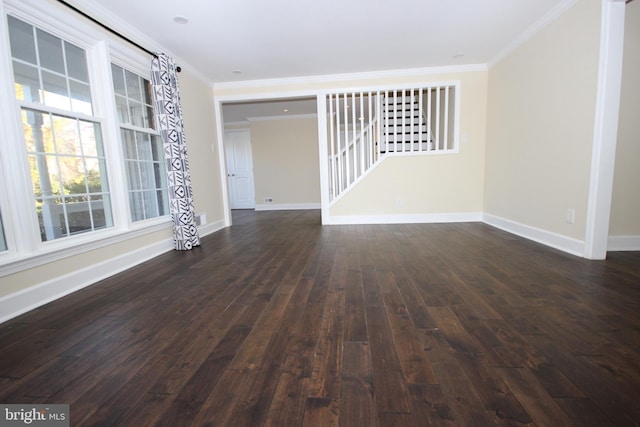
[
  {"x1": 327, "y1": 84, "x2": 458, "y2": 203},
  {"x1": 327, "y1": 91, "x2": 382, "y2": 201}
]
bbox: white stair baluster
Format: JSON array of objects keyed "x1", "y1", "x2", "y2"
[
  {"x1": 419, "y1": 88, "x2": 424, "y2": 152},
  {"x1": 444, "y1": 86, "x2": 449, "y2": 151},
  {"x1": 328, "y1": 94, "x2": 336, "y2": 200},
  {"x1": 360, "y1": 92, "x2": 365, "y2": 175},
  {"x1": 335, "y1": 94, "x2": 343, "y2": 193},
  {"x1": 436, "y1": 86, "x2": 441, "y2": 151}
]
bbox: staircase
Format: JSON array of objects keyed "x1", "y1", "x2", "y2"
[
  {"x1": 380, "y1": 91, "x2": 434, "y2": 153},
  {"x1": 327, "y1": 85, "x2": 456, "y2": 203}
]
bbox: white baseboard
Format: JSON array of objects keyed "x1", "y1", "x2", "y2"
[
  {"x1": 608, "y1": 235, "x2": 640, "y2": 251},
  {"x1": 483, "y1": 214, "x2": 585, "y2": 257},
  {"x1": 0, "y1": 237, "x2": 176, "y2": 324},
  {"x1": 326, "y1": 212, "x2": 483, "y2": 225},
  {"x1": 2, "y1": 211, "x2": 629, "y2": 324},
  {"x1": 255, "y1": 203, "x2": 321, "y2": 211},
  {"x1": 198, "y1": 218, "x2": 227, "y2": 237},
  {"x1": 0, "y1": 219, "x2": 228, "y2": 324}
]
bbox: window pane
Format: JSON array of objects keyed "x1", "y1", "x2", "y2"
[
  {"x1": 129, "y1": 191, "x2": 144, "y2": 222},
  {"x1": 121, "y1": 129, "x2": 136, "y2": 159},
  {"x1": 7, "y1": 16, "x2": 36, "y2": 64},
  {"x1": 115, "y1": 95, "x2": 129, "y2": 124},
  {"x1": 129, "y1": 101, "x2": 144, "y2": 127},
  {"x1": 143, "y1": 79, "x2": 153, "y2": 105},
  {"x1": 24, "y1": 109, "x2": 111, "y2": 241},
  {"x1": 0, "y1": 210, "x2": 7, "y2": 252},
  {"x1": 79, "y1": 120, "x2": 100, "y2": 157},
  {"x1": 87, "y1": 157, "x2": 108, "y2": 194},
  {"x1": 154, "y1": 162, "x2": 166, "y2": 191},
  {"x1": 157, "y1": 189, "x2": 168, "y2": 215},
  {"x1": 139, "y1": 161, "x2": 155, "y2": 189},
  {"x1": 13, "y1": 61, "x2": 41, "y2": 103},
  {"x1": 126, "y1": 160, "x2": 141, "y2": 191},
  {"x1": 28, "y1": 154, "x2": 62, "y2": 198},
  {"x1": 9, "y1": 17, "x2": 94, "y2": 113},
  {"x1": 48, "y1": 116, "x2": 80, "y2": 156},
  {"x1": 111, "y1": 64, "x2": 126, "y2": 96},
  {"x1": 10, "y1": 18, "x2": 108, "y2": 242},
  {"x1": 22, "y1": 110, "x2": 54, "y2": 153},
  {"x1": 42, "y1": 70, "x2": 70, "y2": 110},
  {"x1": 59, "y1": 156, "x2": 87, "y2": 195},
  {"x1": 37, "y1": 197, "x2": 65, "y2": 240},
  {"x1": 144, "y1": 105, "x2": 155, "y2": 129},
  {"x1": 65, "y1": 42, "x2": 88, "y2": 82},
  {"x1": 141, "y1": 190, "x2": 159, "y2": 217},
  {"x1": 90, "y1": 194, "x2": 109, "y2": 229},
  {"x1": 151, "y1": 135, "x2": 163, "y2": 161},
  {"x1": 37, "y1": 29, "x2": 65, "y2": 73},
  {"x1": 112, "y1": 65, "x2": 167, "y2": 222},
  {"x1": 125, "y1": 70, "x2": 142, "y2": 102},
  {"x1": 137, "y1": 131, "x2": 152, "y2": 159},
  {"x1": 111, "y1": 64, "x2": 168, "y2": 221},
  {"x1": 70, "y1": 80, "x2": 92, "y2": 115}
]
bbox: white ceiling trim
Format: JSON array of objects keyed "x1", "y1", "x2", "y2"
[
  {"x1": 488, "y1": 0, "x2": 580, "y2": 68},
  {"x1": 213, "y1": 64, "x2": 488, "y2": 91}
]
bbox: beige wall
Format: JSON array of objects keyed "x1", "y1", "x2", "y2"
[
  {"x1": 330, "y1": 71, "x2": 487, "y2": 216},
  {"x1": 609, "y1": 0, "x2": 640, "y2": 237},
  {"x1": 179, "y1": 70, "x2": 225, "y2": 223},
  {"x1": 250, "y1": 117, "x2": 320, "y2": 205},
  {"x1": 0, "y1": 229, "x2": 172, "y2": 298},
  {"x1": 0, "y1": 70, "x2": 222, "y2": 299},
  {"x1": 484, "y1": 0, "x2": 601, "y2": 241}
]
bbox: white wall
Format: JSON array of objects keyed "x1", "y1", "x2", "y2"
[
  {"x1": 484, "y1": 0, "x2": 601, "y2": 254},
  {"x1": 609, "y1": 0, "x2": 640, "y2": 247}
]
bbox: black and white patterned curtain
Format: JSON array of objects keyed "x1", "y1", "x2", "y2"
[{"x1": 150, "y1": 53, "x2": 200, "y2": 250}]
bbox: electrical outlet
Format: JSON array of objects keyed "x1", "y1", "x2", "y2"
[
  {"x1": 264, "y1": 197, "x2": 273, "y2": 203},
  {"x1": 195, "y1": 213, "x2": 206, "y2": 226},
  {"x1": 566, "y1": 208, "x2": 575, "y2": 224}
]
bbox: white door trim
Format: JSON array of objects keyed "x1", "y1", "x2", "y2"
[{"x1": 584, "y1": 0, "x2": 626, "y2": 259}]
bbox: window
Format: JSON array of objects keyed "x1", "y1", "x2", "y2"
[
  {"x1": 111, "y1": 64, "x2": 168, "y2": 222},
  {"x1": 8, "y1": 15, "x2": 112, "y2": 241},
  {"x1": 0, "y1": 210, "x2": 6, "y2": 252}
]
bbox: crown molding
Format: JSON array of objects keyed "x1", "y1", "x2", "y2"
[
  {"x1": 213, "y1": 64, "x2": 487, "y2": 91},
  {"x1": 488, "y1": 0, "x2": 579, "y2": 68}
]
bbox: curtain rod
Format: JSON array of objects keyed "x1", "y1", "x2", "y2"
[{"x1": 55, "y1": 0, "x2": 181, "y2": 72}]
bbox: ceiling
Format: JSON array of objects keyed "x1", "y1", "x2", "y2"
[
  {"x1": 77, "y1": 0, "x2": 570, "y2": 84},
  {"x1": 73, "y1": 0, "x2": 571, "y2": 122}
]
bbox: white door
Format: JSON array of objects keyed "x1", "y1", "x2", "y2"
[{"x1": 225, "y1": 130, "x2": 255, "y2": 209}]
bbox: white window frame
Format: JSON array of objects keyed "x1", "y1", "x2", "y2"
[
  {"x1": 110, "y1": 62, "x2": 169, "y2": 223},
  {"x1": 0, "y1": 0, "x2": 171, "y2": 276}
]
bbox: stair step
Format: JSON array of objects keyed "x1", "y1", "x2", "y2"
[
  {"x1": 379, "y1": 141, "x2": 436, "y2": 153},
  {"x1": 384, "y1": 126, "x2": 428, "y2": 133},
  {"x1": 381, "y1": 138, "x2": 431, "y2": 143}
]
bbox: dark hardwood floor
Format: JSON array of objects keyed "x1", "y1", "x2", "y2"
[{"x1": 1, "y1": 210, "x2": 639, "y2": 426}]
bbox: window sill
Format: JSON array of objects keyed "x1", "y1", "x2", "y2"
[{"x1": 0, "y1": 217, "x2": 173, "y2": 278}]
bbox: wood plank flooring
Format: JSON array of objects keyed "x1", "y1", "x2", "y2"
[{"x1": 1, "y1": 210, "x2": 639, "y2": 426}]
